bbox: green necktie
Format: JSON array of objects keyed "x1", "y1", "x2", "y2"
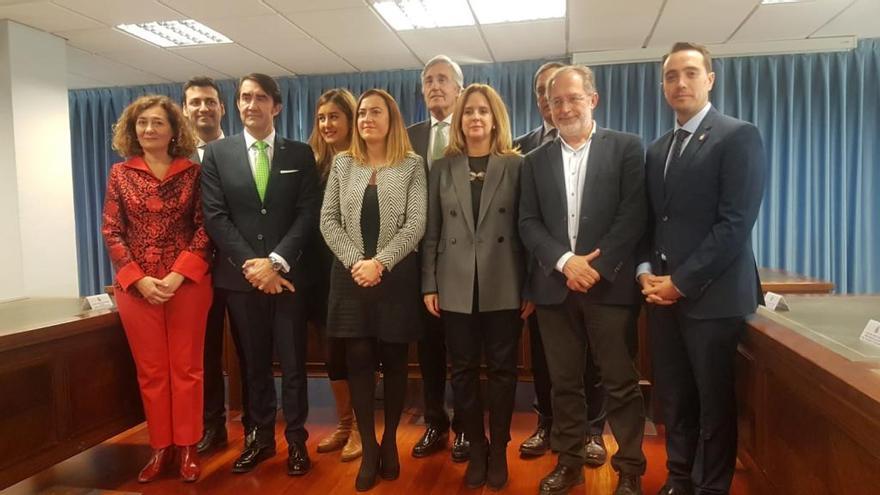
[
  {"x1": 254, "y1": 140, "x2": 269, "y2": 201},
  {"x1": 431, "y1": 121, "x2": 448, "y2": 161}
]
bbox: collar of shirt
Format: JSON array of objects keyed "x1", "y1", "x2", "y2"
[
  {"x1": 197, "y1": 129, "x2": 225, "y2": 149},
  {"x1": 542, "y1": 120, "x2": 556, "y2": 139},
  {"x1": 430, "y1": 113, "x2": 453, "y2": 127},
  {"x1": 559, "y1": 121, "x2": 597, "y2": 154},
  {"x1": 243, "y1": 128, "x2": 275, "y2": 153},
  {"x1": 675, "y1": 102, "x2": 712, "y2": 135}
]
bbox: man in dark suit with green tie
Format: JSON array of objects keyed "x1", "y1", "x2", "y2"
[{"x1": 201, "y1": 73, "x2": 321, "y2": 477}]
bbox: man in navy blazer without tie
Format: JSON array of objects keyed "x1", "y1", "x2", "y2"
[{"x1": 519, "y1": 65, "x2": 647, "y2": 495}]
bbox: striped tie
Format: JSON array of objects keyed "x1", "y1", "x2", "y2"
[{"x1": 254, "y1": 140, "x2": 269, "y2": 201}]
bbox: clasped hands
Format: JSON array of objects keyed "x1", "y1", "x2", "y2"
[
  {"x1": 135, "y1": 272, "x2": 185, "y2": 305},
  {"x1": 351, "y1": 258, "x2": 383, "y2": 287},
  {"x1": 639, "y1": 273, "x2": 680, "y2": 305},
  {"x1": 243, "y1": 258, "x2": 294, "y2": 294},
  {"x1": 562, "y1": 248, "x2": 602, "y2": 293}
]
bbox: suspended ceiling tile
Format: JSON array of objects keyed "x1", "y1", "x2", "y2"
[
  {"x1": 482, "y1": 19, "x2": 566, "y2": 62},
  {"x1": 648, "y1": 0, "x2": 757, "y2": 47},
  {"x1": 170, "y1": 43, "x2": 293, "y2": 78},
  {"x1": 811, "y1": 0, "x2": 880, "y2": 38},
  {"x1": 53, "y1": 0, "x2": 183, "y2": 26},
  {"x1": 569, "y1": 0, "x2": 664, "y2": 52},
  {"x1": 397, "y1": 26, "x2": 492, "y2": 65},
  {"x1": 0, "y1": 1, "x2": 103, "y2": 32},
  {"x1": 730, "y1": 0, "x2": 853, "y2": 42}
]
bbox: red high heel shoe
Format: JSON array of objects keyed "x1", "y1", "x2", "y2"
[{"x1": 138, "y1": 447, "x2": 172, "y2": 483}]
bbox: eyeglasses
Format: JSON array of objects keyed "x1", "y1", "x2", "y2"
[{"x1": 550, "y1": 93, "x2": 593, "y2": 109}]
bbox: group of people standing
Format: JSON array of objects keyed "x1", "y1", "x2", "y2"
[{"x1": 102, "y1": 41, "x2": 765, "y2": 495}]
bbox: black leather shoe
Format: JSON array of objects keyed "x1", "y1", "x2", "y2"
[
  {"x1": 451, "y1": 431, "x2": 470, "y2": 463},
  {"x1": 196, "y1": 424, "x2": 228, "y2": 454},
  {"x1": 519, "y1": 424, "x2": 550, "y2": 457},
  {"x1": 584, "y1": 434, "x2": 607, "y2": 467},
  {"x1": 287, "y1": 442, "x2": 311, "y2": 476},
  {"x1": 464, "y1": 440, "x2": 487, "y2": 489},
  {"x1": 657, "y1": 483, "x2": 694, "y2": 495},
  {"x1": 411, "y1": 425, "x2": 448, "y2": 458},
  {"x1": 615, "y1": 473, "x2": 642, "y2": 495},
  {"x1": 231, "y1": 443, "x2": 276, "y2": 473},
  {"x1": 539, "y1": 463, "x2": 584, "y2": 495}
]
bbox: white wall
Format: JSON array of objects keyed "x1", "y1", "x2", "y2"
[{"x1": 0, "y1": 20, "x2": 78, "y2": 300}]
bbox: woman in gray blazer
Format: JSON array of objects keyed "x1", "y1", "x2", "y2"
[
  {"x1": 422, "y1": 83, "x2": 534, "y2": 490},
  {"x1": 320, "y1": 89, "x2": 426, "y2": 491}
]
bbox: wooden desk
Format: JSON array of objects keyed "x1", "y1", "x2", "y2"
[
  {"x1": 737, "y1": 295, "x2": 880, "y2": 495},
  {"x1": 0, "y1": 298, "x2": 142, "y2": 490}
]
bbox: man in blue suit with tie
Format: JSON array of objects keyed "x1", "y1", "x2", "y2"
[{"x1": 639, "y1": 42, "x2": 766, "y2": 495}]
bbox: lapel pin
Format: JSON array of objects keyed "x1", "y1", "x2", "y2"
[{"x1": 698, "y1": 133, "x2": 707, "y2": 142}]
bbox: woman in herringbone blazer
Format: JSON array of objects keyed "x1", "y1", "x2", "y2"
[
  {"x1": 422, "y1": 84, "x2": 535, "y2": 490},
  {"x1": 320, "y1": 88, "x2": 426, "y2": 492}
]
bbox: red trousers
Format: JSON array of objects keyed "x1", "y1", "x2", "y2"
[{"x1": 116, "y1": 276, "x2": 213, "y2": 448}]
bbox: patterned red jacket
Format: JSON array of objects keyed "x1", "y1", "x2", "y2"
[{"x1": 102, "y1": 156, "x2": 211, "y2": 292}]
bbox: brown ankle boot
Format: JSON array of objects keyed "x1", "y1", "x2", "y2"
[
  {"x1": 317, "y1": 380, "x2": 353, "y2": 453},
  {"x1": 341, "y1": 418, "x2": 363, "y2": 461}
]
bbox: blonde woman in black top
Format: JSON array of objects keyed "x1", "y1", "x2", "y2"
[
  {"x1": 422, "y1": 83, "x2": 534, "y2": 490},
  {"x1": 320, "y1": 89, "x2": 426, "y2": 491}
]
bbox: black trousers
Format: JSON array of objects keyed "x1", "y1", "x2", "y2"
[
  {"x1": 203, "y1": 288, "x2": 250, "y2": 430},
  {"x1": 528, "y1": 312, "x2": 606, "y2": 435},
  {"x1": 417, "y1": 308, "x2": 461, "y2": 432},
  {"x1": 226, "y1": 290, "x2": 309, "y2": 447},
  {"x1": 537, "y1": 295, "x2": 646, "y2": 474},
  {"x1": 649, "y1": 306, "x2": 743, "y2": 495},
  {"x1": 444, "y1": 309, "x2": 521, "y2": 446}
]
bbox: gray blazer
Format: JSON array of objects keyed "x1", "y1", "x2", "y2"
[
  {"x1": 320, "y1": 151, "x2": 426, "y2": 271},
  {"x1": 421, "y1": 153, "x2": 526, "y2": 313}
]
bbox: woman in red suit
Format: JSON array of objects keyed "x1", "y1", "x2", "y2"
[{"x1": 102, "y1": 95, "x2": 212, "y2": 483}]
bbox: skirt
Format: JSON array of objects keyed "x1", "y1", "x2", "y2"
[{"x1": 326, "y1": 252, "x2": 424, "y2": 343}]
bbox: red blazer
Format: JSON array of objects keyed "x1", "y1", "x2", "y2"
[{"x1": 102, "y1": 156, "x2": 211, "y2": 292}]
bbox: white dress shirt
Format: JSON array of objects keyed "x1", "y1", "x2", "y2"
[
  {"x1": 241, "y1": 128, "x2": 289, "y2": 273},
  {"x1": 196, "y1": 130, "x2": 225, "y2": 161},
  {"x1": 555, "y1": 123, "x2": 597, "y2": 273}
]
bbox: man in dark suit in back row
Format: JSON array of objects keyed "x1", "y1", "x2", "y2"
[
  {"x1": 181, "y1": 76, "x2": 248, "y2": 455},
  {"x1": 640, "y1": 42, "x2": 765, "y2": 495},
  {"x1": 201, "y1": 73, "x2": 322, "y2": 477},
  {"x1": 519, "y1": 65, "x2": 647, "y2": 495},
  {"x1": 515, "y1": 61, "x2": 609, "y2": 467},
  {"x1": 407, "y1": 54, "x2": 468, "y2": 463}
]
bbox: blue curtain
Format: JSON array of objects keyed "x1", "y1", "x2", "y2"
[{"x1": 70, "y1": 41, "x2": 880, "y2": 295}]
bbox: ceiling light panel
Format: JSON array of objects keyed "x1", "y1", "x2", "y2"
[
  {"x1": 470, "y1": 0, "x2": 565, "y2": 24},
  {"x1": 116, "y1": 20, "x2": 233, "y2": 48},
  {"x1": 371, "y1": 0, "x2": 474, "y2": 30}
]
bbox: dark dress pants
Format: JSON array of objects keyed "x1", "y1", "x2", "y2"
[
  {"x1": 529, "y1": 312, "x2": 607, "y2": 435},
  {"x1": 203, "y1": 288, "x2": 250, "y2": 431},
  {"x1": 649, "y1": 306, "x2": 743, "y2": 495},
  {"x1": 226, "y1": 289, "x2": 309, "y2": 447},
  {"x1": 537, "y1": 294, "x2": 646, "y2": 475},
  {"x1": 444, "y1": 309, "x2": 521, "y2": 446},
  {"x1": 417, "y1": 308, "x2": 460, "y2": 432}
]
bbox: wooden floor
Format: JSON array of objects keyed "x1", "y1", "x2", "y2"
[{"x1": 6, "y1": 378, "x2": 759, "y2": 495}]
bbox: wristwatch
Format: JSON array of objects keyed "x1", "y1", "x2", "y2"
[{"x1": 269, "y1": 254, "x2": 283, "y2": 272}]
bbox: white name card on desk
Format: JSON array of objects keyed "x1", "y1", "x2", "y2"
[
  {"x1": 84, "y1": 293, "x2": 115, "y2": 310},
  {"x1": 763, "y1": 291, "x2": 789, "y2": 311},
  {"x1": 859, "y1": 319, "x2": 880, "y2": 348}
]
